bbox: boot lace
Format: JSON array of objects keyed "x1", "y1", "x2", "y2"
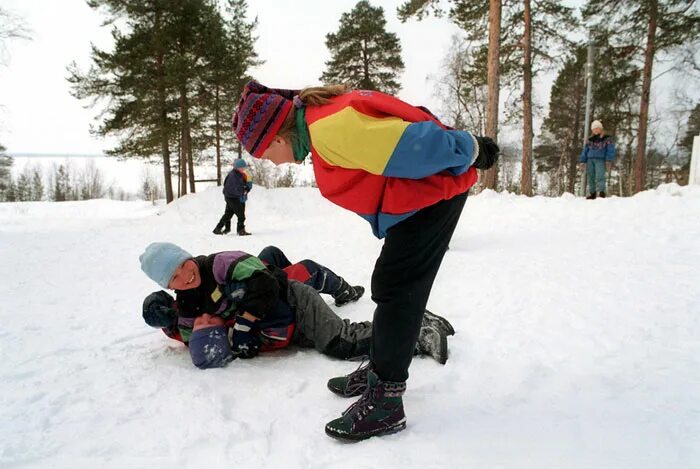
[{"x1": 342, "y1": 359, "x2": 371, "y2": 397}]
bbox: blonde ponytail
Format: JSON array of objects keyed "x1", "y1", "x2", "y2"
[
  {"x1": 298, "y1": 84, "x2": 350, "y2": 106},
  {"x1": 276, "y1": 84, "x2": 350, "y2": 142}
]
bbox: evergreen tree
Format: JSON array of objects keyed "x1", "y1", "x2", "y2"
[
  {"x1": 0, "y1": 147, "x2": 12, "y2": 201},
  {"x1": 31, "y1": 167, "x2": 44, "y2": 201},
  {"x1": 70, "y1": 0, "x2": 258, "y2": 201},
  {"x1": 583, "y1": 0, "x2": 700, "y2": 193},
  {"x1": 52, "y1": 164, "x2": 71, "y2": 202},
  {"x1": 321, "y1": 1, "x2": 404, "y2": 94},
  {"x1": 199, "y1": 0, "x2": 259, "y2": 185},
  {"x1": 15, "y1": 170, "x2": 31, "y2": 202}
]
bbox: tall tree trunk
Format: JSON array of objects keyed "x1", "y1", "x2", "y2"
[
  {"x1": 179, "y1": 85, "x2": 191, "y2": 196},
  {"x1": 188, "y1": 134, "x2": 195, "y2": 193},
  {"x1": 215, "y1": 86, "x2": 222, "y2": 186},
  {"x1": 154, "y1": 11, "x2": 173, "y2": 203},
  {"x1": 520, "y1": 0, "x2": 533, "y2": 196},
  {"x1": 483, "y1": 0, "x2": 502, "y2": 190},
  {"x1": 634, "y1": 0, "x2": 657, "y2": 193}
]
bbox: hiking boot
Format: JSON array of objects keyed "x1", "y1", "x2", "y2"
[
  {"x1": 333, "y1": 278, "x2": 365, "y2": 306},
  {"x1": 422, "y1": 309, "x2": 455, "y2": 336},
  {"x1": 327, "y1": 360, "x2": 371, "y2": 397},
  {"x1": 212, "y1": 228, "x2": 224, "y2": 235},
  {"x1": 415, "y1": 325, "x2": 448, "y2": 364},
  {"x1": 238, "y1": 229, "x2": 251, "y2": 236},
  {"x1": 586, "y1": 192, "x2": 596, "y2": 200},
  {"x1": 325, "y1": 370, "x2": 406, "y2": 441},
  {"x1": 598, "y1": 191, "x2": 606, "y2": 198}
]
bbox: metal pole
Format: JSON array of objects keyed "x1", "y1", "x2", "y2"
[{"x1": 581, "y1": 32, "x2": 594, "y2": 196}]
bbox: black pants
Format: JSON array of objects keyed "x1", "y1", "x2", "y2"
[
  {"x1": 370, "y1": 192, "x2": 468, "y2": 382},
  {"x1": 215, "y1": 197, "x2": 245, "y2": 232}
]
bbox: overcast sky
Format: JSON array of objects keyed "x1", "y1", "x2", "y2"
[{"x1": 1, "y1": 0, "x2": 588, "y2": 155}]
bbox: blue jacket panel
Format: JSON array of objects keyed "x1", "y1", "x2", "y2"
[{"x1": 580, "y1": 135, "x2": 616, "y2": 162}]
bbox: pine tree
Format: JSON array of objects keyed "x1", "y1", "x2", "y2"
[
  {"x1": 321, "y1": 1, "x2": 404, "y2": 94},
  {"x1": 583, "y1": 0, "x2": 700, "y2": 193},
  {"x1": 31, "y1": 167, "x2": 44, "y2": 201},
  {"x1": 15, "y1": 170, "x2": 31, "y2": 202},
  {"x1": 52, "y1": 164, "x2": 71, "y2": 202},
  {"x1": 0, "y1": 148, "x2": 12, "y2": 201},
  {"x1": 200, "y1": 0, "x2": 259, "y2": 185},
  {"x1": 70, "y1": 0, "x2": 258, "y2": 201}
]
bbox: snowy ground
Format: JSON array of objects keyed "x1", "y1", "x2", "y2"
[{"x1": 1, "y1": 184, "x2": 699, "y2": 468}]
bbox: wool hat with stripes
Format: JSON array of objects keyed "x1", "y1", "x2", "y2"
[{"x1": 232, "y1": 81, "x2": 299, "y2": 158}]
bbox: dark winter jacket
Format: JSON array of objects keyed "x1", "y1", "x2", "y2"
[
  {"x1": 173, "y1": 251, "x2": 291, "y2": 342},
  {"x1": 223, "y1": 168, "x2": 252, "y2": 200},
  {"x1": 579, "y1": 134, "x2": 616, "y2": 162}
]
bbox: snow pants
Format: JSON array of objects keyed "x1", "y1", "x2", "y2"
[
  {"x1": 370, "y1": 192, "x2": 468, "y2": 382},
  {"x1": 258, "y1": 246, "x2": 343, "y2": 295},
  {"x1": 215, "y1": 197, "x2": 246, "y2": 233},
  {"x1": 586, "y1": 159, "x2": 607, "y2": 194},
  {"x1": 286, "y1": 280, "x2": 372, "y2": 360}
]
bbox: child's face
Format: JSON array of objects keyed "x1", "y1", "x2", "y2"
[
  {"x1": 592, "y1": 127, "x2": 603, "y2": 135},
  {"x1": 262, "y1": 136, "x2": 295, "y2": 165},
  {"x1": 193, "y1": 313, "x2": 225, "y2": 331},
  {"x1": 168, "y1": 259, "x2": 201, "y2": 290}
]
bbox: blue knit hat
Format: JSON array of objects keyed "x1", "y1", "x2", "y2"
[
  {"x1": 234, "y1": 158, "x2": 247, "y2": 169},
  {"x1": 139, "y1": 242, "x2": 192, "y2": 289},
  {"x1": 189, "y1": 325, "x2": 233, "y2": 369}
]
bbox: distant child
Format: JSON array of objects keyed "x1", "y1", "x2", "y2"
[
  {"x1": 213, "y1": 158, "x2": 252, "y2": 236},
  {"x1": 231, "y1": 81, "x2": 498, "y2": 440},
  {"x1": 579, "y1": 120, "x2": 616, "y2": 199},
  {"x1": 139, "y1": 242, "x2": 454, "y2": 368}
]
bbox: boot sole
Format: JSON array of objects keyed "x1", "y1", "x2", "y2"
[{"x1": 325, "y1": 420, "x2": 406, "y2": 441}]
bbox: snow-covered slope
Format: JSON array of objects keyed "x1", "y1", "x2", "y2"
[{"x1": 1, "y1": 185, "x2": 699, "y2": 468}]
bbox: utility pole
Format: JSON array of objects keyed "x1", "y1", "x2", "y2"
[{"x1": 580, "y1": 32, "x2": 594, "y2": 196}]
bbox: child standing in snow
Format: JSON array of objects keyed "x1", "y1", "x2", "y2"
[
  {"x1": 231, "y1": 81, "x2": 499, "y2": 440},
  {"x1": 139, "y1": 242, "x2": 453, "y2": 368},
  {"x1": 213, "y1": 158, "x2": 252, "y2": 236},
  {"x1": 579, "y1": 120, "x2": 616, "y2": 199}
]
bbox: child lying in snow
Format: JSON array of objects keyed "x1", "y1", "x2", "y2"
[{"x1": 139, "y1": 242, "x2": 454, "y2": 368}]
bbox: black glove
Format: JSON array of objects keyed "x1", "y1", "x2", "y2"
[
  {"x1": 231, "y1": 316, "x2": 261, "y2": 359},
  {"x1": 142, "y1": 290, "x2": 177, "y2": 328},
  {"x1": 473, "y1": 136, "x2": 500, "y2": 170}
]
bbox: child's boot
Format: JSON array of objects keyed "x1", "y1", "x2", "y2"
[
  {"x1": 422, "y1": 309, "x2": 455, "y2": 336},
  {"x1": 586, "y1": 192, "x2": 597, "y2": 200},
  {"x1": 415, "y1": 324, "x2": 448, "y2": 364},
  {"x1": 325, "y1": 370, "x2": 406, "y2": 441},
  {"x1": 333, "y1": 278, "x2": 365, "y2": 306},
  {"x1": 237, "y1": 228, "x2": 251, "y2": 236}
]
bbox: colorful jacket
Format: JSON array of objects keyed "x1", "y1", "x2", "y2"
[
  {"x1": 305, "y1": 90, "x2": 479, "y2": 238},
  {"x1": 173, "y1": 251, "x2": 291, "y2": 342},
  {"x1": 579, "y1": 135, "x2": 616, "y2": 162}
]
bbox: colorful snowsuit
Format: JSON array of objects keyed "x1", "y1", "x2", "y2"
[{"x1": 579, "y1": 134, "x2": 616, "y2": 194}]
